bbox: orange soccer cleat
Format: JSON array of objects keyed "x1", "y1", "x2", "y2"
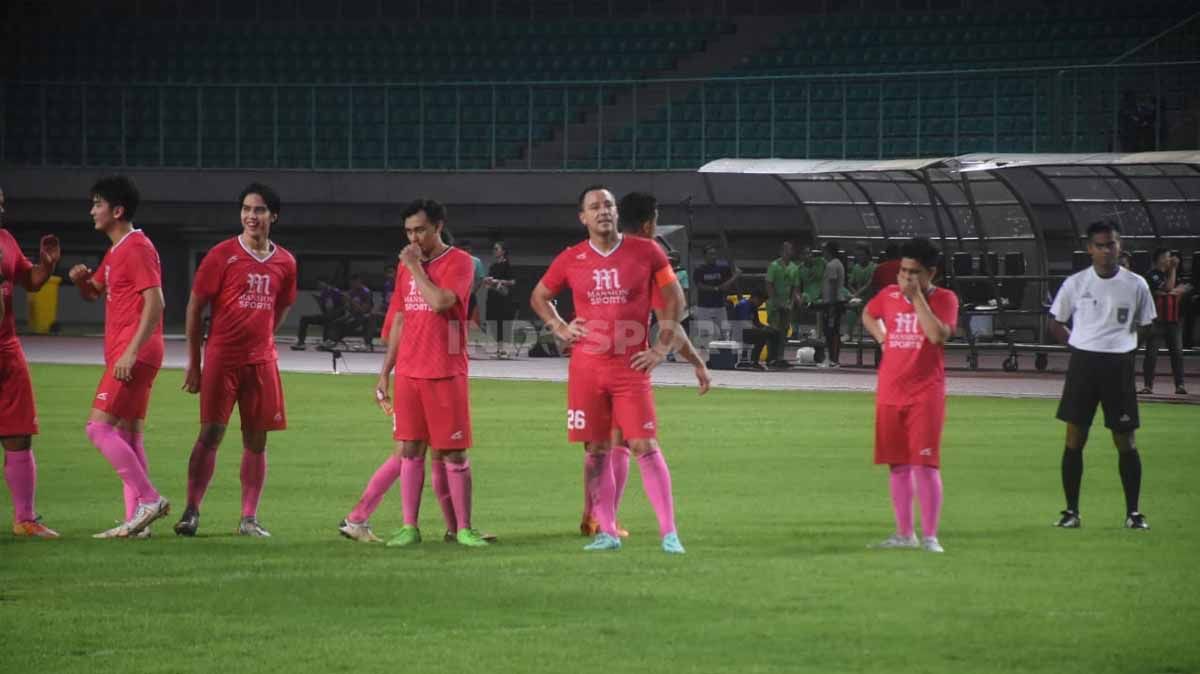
[
  {"x1": 13, "y1": 518, "x2": 60, "y2": 539},
  {"x1": 580, "y1": 515, "x2": 629, "y2": 538}
]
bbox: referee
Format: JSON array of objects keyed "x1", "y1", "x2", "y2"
[{"x1": 1049, "y1": 221, "x2": 1156, "y2": 530}]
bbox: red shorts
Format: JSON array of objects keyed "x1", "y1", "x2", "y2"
[
  {"x1": 567, "y1": 357, "x2": 658, "y2": 444},
  {"x1": 392, "y1": 374, "x2": 472, "y2": 450},
  {"x1": 93, "y1": 361, "x2": 159, "y2": 421},
  {"x1": 200, "y1": 360, "x2": 287, "y2": 431},
  {"x1": 874, "y1": 395, "x2": 945, "y2": 467},
  {"x1": 0, "y1": 345, "x2": 38, "y2": 437}
]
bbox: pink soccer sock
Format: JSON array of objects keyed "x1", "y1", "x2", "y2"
[
  {"x1": 581, "y1": 452, "x2": 593, "y2": 519},
  {"x1": 637, "y1": 449, "x2": 678, "y2": 537},
  {"x1": 349, "y1": 455, "x2": 403, "y2": 523},
  {"x1": 583, "y1": 452, "x2": 618, "y2": 537},
  {"x1": 446, "y1": 459, "x2": 473, "y2": 532},
  {"x1": 120, "y1": 429, "x2": 151, "y2": 520},
  {"x1": 239, "y1": 449, "x2": 268, "y2": 518},
  {"x1": 611, "y1": 445, "x2": 632, "y2": 516},
  {"x1": 186, "y1": 441, "x2": 218, "y2": 512},
  {"x1": 914, "y1": 465, "x2": 943, "y2": 539},
  {"x1": 889, "y1": 464, "x2": 915, "y2": 538},
  {"x1": 400, "y1": 456, "x2": 426, "y2": 527},
  {"x1": 87, "y1": 421, "x2": 160, "y2": 506},
  {"x1": 430, "y1": 459, "x2": 458, "y2": 532},
  {"x1": 3, "y1": 449, "x2": 37, "y2": 523}
]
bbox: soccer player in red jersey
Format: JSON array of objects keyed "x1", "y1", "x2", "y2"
[
  {"x1": 577, "y1": 191, "x2": 711, "y2": 539},
  {"x1": 68, "y1": 176, "x2": 171, "y2": 538},
  {"x1": 530, "y1": 186, "x2": 688, "y2": 554},
  {"x1": 174, "y1": 184, "x2": 298, "y2": 538},
  {"x1": 340, "y1": 199, "x2": 489, "y2": 547},
  {"x1": 0, "y1": 186, "x2": 62, "y2": 538},
  {"x1": 861, "y1": 237, "x2": 958, "y2": 554}
]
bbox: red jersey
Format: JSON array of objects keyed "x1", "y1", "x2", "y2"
[
  {"x1": 866, "y1": 284, "x2": 959, "y2": 406},
  {"x1": 0, "y1": 229, "x2": 34, "y2": 349},
  {"x1": 94, "y1": 229, "x2": 165, "y2": 368},
  {"x1": 538, "y1": 235, "x2": 675, "y2": 363},
  {"x1": 192, "y1": 237, "x2": 298, "y2": 366},
  {"x1": 391, "y1": 246, "x2": 474, "y2": 379}
]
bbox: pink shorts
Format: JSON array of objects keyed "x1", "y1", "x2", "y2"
[
  {"x1": 392, "y1": 374, "x2": 472, "y2": 450},
  {"x1": 93, "y1": 361, "x2": 159, "y2": 422},
  {"x1": 200, "y1": 360, "x2": 287, "y2": 432},
  {"x1": 874, "y1": 395, "x2": 945, "y2": 467},
  {"x1": 566, "y1": 357, "x2": 658, "y2": 444},
  {"x1": 0, "y1": 346, "x2": 38, "y2": 437}
]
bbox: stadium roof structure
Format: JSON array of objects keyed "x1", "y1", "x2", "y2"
[{"x1": 698, "y1": 151, "x2": 1200, "y2": 317}]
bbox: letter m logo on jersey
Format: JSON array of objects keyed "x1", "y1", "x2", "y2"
[
  {"x1": 246, "y1": 273, "x2": 271, "y2": 295},
  {"x1": 894, "y1": 312, "x2": 918, "y2": 334},
  {"x1": 592, "y1": 268, "x2": 621, "y2": 291}
]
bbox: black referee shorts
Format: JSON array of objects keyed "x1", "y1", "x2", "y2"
[{"x1": 1056, "y1": 348, "x2": 1139, "y2": 432}]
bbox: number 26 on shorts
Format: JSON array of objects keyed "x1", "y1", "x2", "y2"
[{"x1": 567, "y1": 409, "x2": 587, "y2": 430}]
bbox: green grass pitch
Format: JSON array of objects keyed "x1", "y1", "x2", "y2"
[{"x1": 3, "y1": 363, "x2": 1197, "y2": 674}]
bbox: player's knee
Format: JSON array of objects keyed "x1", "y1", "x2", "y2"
[
  {"x1": 629, "y1": 439, "x2": 659, "y2": 456},
  {"x1": 584, "y1": 440, "x2": 611, "y2": 454},
  {"x1": 198, "y1": 425, "x2": 226, "y2": 447},
  {"x1": 1, "y1": 436, "x2": 33, "y2": 452},
  {"x1": 241, "y1": 430, "x2": 268, "y2": 453},
  {"x1": 440, "y1": 450, "x2": 468, "y2": 464},
  {"x1": 1113, "y1": 432, "x2": 1136, "y2": 453},
  {"x1": 399, "y1": 441, "x2": 427, "y2": 458}
]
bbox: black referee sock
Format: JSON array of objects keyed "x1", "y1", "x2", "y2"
[
  {"x1": 1061, "y1": 447, "x2": 1083, "y2": 513},
  {"x1": 1118, "y1": 449, "x2": 1143, "y2": 514}
]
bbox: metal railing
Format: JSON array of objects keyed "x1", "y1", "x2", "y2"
[{"x1": 3, "y1": 61, "x2": 1196, "y2": 172}]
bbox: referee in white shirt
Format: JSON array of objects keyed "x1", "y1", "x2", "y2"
[{"x1": 1049, "y1": 221, "x2": 1156, "y2": 530}]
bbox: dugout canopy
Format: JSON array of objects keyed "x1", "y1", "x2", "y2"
[{"x1": 698, "y1": 151, "x2": 1200, "y2": 318}]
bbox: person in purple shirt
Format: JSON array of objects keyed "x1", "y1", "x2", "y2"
[{"x1": 292, "y1": 277, "x2": 348, "y2": 351}]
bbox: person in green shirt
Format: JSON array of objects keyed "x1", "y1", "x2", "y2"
[
  {"x1": 793, "y1": 246, "x2": 826, "y2": 338},
  {"x1": 845, "y1": 244, "x2": 877, "y2": 339},
  {"x1": 765, "y1": 241, "x2": 802, "y2": 367}
]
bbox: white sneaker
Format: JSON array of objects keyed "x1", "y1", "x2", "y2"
[
  {"x1": 922, "y1": 536, "x2": 944, "y2": 553},
  {"x1": 870, "y1": 533, "x2": 919, "y2": 549},
  {"x1": 93, "y1": 523, "x2": 129, "y2": 539},
  {"x1": 338, "y1": 518, "x2": 382, "y2": 543},
  {"x1": 126, "y1": 497, "x2": 170, "y2": 535},
  {"x1": 93, "y1": 523, "x2": 152, "y2": 539}
]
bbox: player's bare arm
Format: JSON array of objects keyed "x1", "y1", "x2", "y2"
[
  {"x1": 653, "y1": 304, "x2": 711, "y2": 395},
  {"x1": 69, "y1": 263, "x2": 104, "y2": 301},
  {"x1": 374, "y1": 312, "x2": 404, "y2": 416},
  {"x1": 182, "y1": 291, "x2": 210, "y2": 393},
  {"x1": 114, "y1": 286, "x2": 164, "y2": 382},
  {"x1": 862, "y1": 306, "x2": 887, "y2": 344},
  {"x1": 23, "y1": 234, "x2": 61, "y2": 292},
  {"x1": 906, "y1": 282, "x2": 951, "y2": 345},
  {"x1": 530, "y1": 281, "x2": 587, "y2": 343},
  {"x1": 400, "y1": 244, "x2": 458, "y2": 312},
  {"x1": 632, "y1": 278, "x2": 684, "y2": 373}
]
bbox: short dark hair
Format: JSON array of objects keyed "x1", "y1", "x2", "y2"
[
  {"x1": 401, "y1": 198, "x2": 447, "y2": 224},
  {"x1": 1086, "y1": 221, "x2": 1120, "y2": 239},
  {"x1": 577, "y1": 184, "x2": 613, "y2": 210},
  {"x1": 239, "y1": 182, "x2": 281, "y2": 215},
  {"x1": 899, "y1": 237, "x2": 942, "y2": 271},
  {"x1": 493, "y1": 240, "x2": 508, "y2": 256},
  {"x1": 618, "y1": 192, "x2": 657, "y2": 232},
  {"x1": 823, "y1": 240, "x2": 840, "y2": 257},
  {"x1": 703, "y1": 243, "x2": 718, "y2": 254},
  {"x1": 91, "y1": 175, "x2": 140, "y2": 221},
  {"x1": 1152, "y1": 247, "x2": 1170, "y2": 262}
]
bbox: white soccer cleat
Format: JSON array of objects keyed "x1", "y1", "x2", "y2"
[
  {"x1": 921, "y1": 536, "x2": 944, "y2": 553},
  {"x1": 870, "y1": 533, "x2": 919, "y2": 549},
  {"x1": 125, "y1": 497, "x2": 170, "y2": 536},
  {"x1": 93, "y1": 523, "x2": 152, "y2": 539},
  {"x1": 338, "y1": 519, "x2": 382, "y2": 543}
]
